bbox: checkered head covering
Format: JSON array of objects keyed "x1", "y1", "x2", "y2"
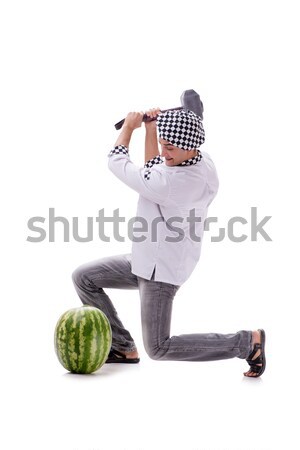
[{"x1": 156, "y1": 109, "x2": 205, "y2": 150}]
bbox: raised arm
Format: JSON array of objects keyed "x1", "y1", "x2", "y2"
[
  {"x1": 108, "y1": 110, "x2": 171, "y2": 206},
  {"x1": 144, "y1": 108, "x2": 161, "y2": 164},
  {"x1": 114, "y1": 111, "x2": 144, "y2": 147}
]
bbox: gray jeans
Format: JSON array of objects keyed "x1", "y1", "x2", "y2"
[{"x1": 72, "y1": 253, "x2": 252, "y2": 361}]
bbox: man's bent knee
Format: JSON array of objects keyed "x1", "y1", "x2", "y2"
[
  {"x1": 143, "y1": 342, "x2": 167, "y2": 360},
  {"x1": 71, "y1": 265, "x2": 87, "y2": 287}
]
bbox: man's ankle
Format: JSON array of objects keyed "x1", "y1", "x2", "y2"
[
  {"x1": 124, "y1": 349, "x2": 138, "y2": 356},
  {"x1": 252, "y1": 330, "x2": 260, "y2": 345}
]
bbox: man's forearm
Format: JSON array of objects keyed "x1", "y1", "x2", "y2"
[
  {"x1": 145, "y1": 126, "x2": 160, "y2": 163},
  {"x1": 114, "y1": 125, "x2": 134, "y2": 148}
]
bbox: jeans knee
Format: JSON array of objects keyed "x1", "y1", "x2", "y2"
[
  {"x1": 71, "y1": 266, "x2": 86, "y2": 287},
  {"x1": 145, "y1": 347, "x2": 160, "y2": 360},
  {"x1": 143, "y1": 341, "x2": 164, "y2": 360}
]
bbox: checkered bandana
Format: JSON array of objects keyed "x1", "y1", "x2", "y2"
[{"x1": 156, "y1": 109, "x2": 205, "y2": 150}]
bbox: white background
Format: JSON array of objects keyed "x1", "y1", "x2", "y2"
[{"x1": 1, "y1": 1, "x2": 299, "y2": 449}]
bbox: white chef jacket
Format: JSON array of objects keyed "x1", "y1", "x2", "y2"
[{"x1": 107, "y1": 144, "x2": 219, "y2": 286}]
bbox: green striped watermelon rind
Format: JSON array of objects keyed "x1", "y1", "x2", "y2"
[{"x1": 54, "y1": 306, "x2": 112, "y2": 374}]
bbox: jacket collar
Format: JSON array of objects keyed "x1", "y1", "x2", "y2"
[{"x1": 177, "y1": 150, "x2": 202, "y2": 166}]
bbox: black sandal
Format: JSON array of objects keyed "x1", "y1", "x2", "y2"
[
  {"x1": 244, "y1": 329, "x2": 266, "y2": 377},
  {"x1": 105, "y1": 348, "x2": 140, "y2": 364}
]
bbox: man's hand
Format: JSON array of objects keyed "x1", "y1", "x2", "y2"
[
  {"x1": 114, "y1": 108, "x2": 161, "y2": 152},
  {"x1": 123, "y1": 111, "x2": 144, "y2": 131},
  {"x1": 144, "y1": 108, "x2": 161, "y2": 129},
  {"x1": 114, "y1": 111, "x2": 144, "y2": 148}
]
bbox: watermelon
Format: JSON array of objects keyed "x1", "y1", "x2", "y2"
[{"x1": 54, "y1": 306, "x2": 112, "y2": 374}]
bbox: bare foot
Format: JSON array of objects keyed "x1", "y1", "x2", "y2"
[
  {"x1": 118, "y1": 349, "x2": 139, "y2": 360},
  {"x1": 244, "y1": 330, "x2": 262, "y2": 377}
]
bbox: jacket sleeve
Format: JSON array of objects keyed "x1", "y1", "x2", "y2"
[{"x1": 107, "y1": 145, "x2": 170, "y2": 206}]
